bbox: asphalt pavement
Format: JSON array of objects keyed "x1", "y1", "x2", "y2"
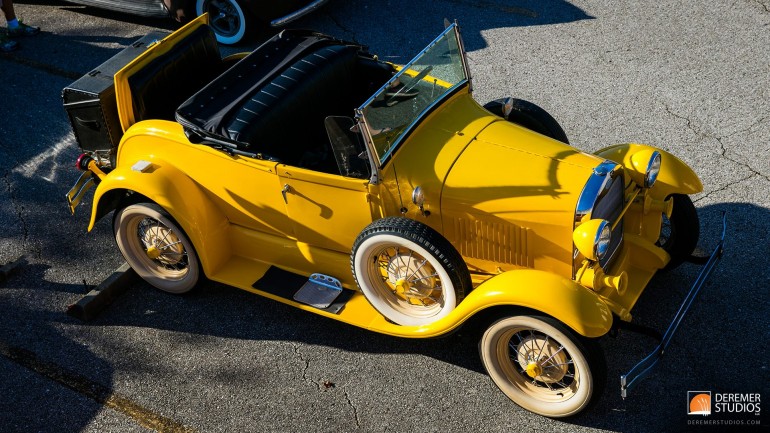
[{"x1": 1, "y1": 1, "x2": 769, "y2": 432}]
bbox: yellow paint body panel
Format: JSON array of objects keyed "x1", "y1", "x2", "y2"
[
  {"x1": 81, "y1": 23, "x2": 705, "y2": 340},
  {"x1": 595, "y1": 143, "x2": 704, "y2": 199},
  {"x1": 441, "y1": 115, "x2": 602, "y2": 277},
  {"x1": 209, "y1": 254, "x2": 614, "y2": 338}
]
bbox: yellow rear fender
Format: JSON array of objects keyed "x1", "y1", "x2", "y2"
[
  {"x1": 88, "y1": 160, "x2": 231, "y2": 276},
  {"x1": 595, "y1": 143, "x2": 703, "y2": 199},
  {"x1": 464, "y1": 269, "x2": 613, "y2": 338}
]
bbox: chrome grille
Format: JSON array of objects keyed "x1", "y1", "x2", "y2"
[
  {"x1": 592, "y1": 173, "x2": 624, "y2": 269},
  {"x1": 574, "y1": 161, "x2": 625, "y2": 276}
]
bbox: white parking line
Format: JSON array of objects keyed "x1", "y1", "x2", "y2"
[{"x1": 13, "y1": 134, "x2": 77, "y2": 183}]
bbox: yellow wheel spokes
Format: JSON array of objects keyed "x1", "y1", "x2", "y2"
[
  {"x1": 374, "y1": 246, "x2": 443, "y2": 308},
  {"x1": 137, "y1": 217, "x2": 188, "y2": 271},
  {"x1": 507, "y1": 329, "x2": 577, "y2": 398}
]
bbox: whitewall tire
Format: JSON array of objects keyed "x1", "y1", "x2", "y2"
[
  {"x1": 196, "y1": 0, "x2": 248, "y2": 45},
  {"x1": 479, "y1": 315, "x2": 605, "y2": 418},
  {"x1": 114, "y1": 203, "x2": 200, "y2": 294},
  {"x1": 351, "y1": 217, "x2": 471, "y2": 326}
]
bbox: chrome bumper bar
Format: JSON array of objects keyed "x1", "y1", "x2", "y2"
[
  {"x1": 66, "y1": 171, "x2": 96, "y2": 215},
  {"x1": 270, "y1": 0, "x2": 330, "y2": 27},
  {"x1": 620, "y1": 212, "x2": 727, "y2": 398}
]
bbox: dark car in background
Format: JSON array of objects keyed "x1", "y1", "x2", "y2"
[{"x1": 63, "y1": 0, "x2": 329, "y2": 44}]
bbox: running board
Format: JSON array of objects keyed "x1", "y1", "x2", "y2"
[
  {"x1": 294, "y1": 273, "x2": 343, "y2": 309},
  {"x1": 252, "y1": 267, "x2": 352, "y2": 314}
]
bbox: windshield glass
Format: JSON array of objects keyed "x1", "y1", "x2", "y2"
[{"x1": 358, "y1": 24, "x2": 468, "y2": 164}]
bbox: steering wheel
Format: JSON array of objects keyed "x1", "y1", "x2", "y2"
[{"x1": 385, "y1": 66, "x2": 434, "y2": 107}]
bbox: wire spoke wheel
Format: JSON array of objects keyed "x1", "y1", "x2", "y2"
[
  {"x1": 135, "y1": 217, "x2": 189, "y2": 272},
  {"x1": 352, "y1": 217, "x2": 471, "y2": 326},
  {"x1": 114, "y1": 203, "x2": 200, "y2": 294},
  {"x1": 506, "y1": 328, "x2": 578, "y2": 399},
  {"x1": 207, "y1": 0, "x2": 240, "y2": 37},
  {"x1": 480, "y1": 315, "x2": 605, "y2": 417},
  {"x1": 370, "y1": 245, "x2": 444, "y2": 316}
]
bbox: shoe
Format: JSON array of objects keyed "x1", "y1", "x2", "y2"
[
  {"x1": 8, "y1": 22, "x2": 40, "y2": 37},
  {"x1": 0, "y1": 34, "x2": 18, "y2": 52}
]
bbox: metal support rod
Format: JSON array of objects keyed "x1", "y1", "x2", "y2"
[{"x1": 620, "y1": 212, "x2": 726, "y2": 398}]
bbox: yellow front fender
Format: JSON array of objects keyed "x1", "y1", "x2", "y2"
[
  {"x1": 470, "y1": 269, "x2": 613, "y2": 338},
  {"x1": 88, "y1": 159, "x2": 231, "y2": 277},
  {"x1": 372, "y1": 269, "x2": 614, "y2": 338},
  {"x1": 595, "y1": 143, "x2": 703, "y2": 199}
]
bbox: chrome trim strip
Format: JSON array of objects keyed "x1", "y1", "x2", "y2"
[
  {"x1": 453, "y1": 21, "x2": 473, "y2": 93},
  {"x1": 574, "y1": 160, "x2": 624, "y2": 276},
  {"x1": 354, "y1": 108, "x2": 380, "y2": 184},
  {"x1": 575, "y1": 160, "x2": 619, "y2": 225},
  {"x1": 270, "y1": 0, "x2": 330, "y2": 27},
  {"x1": 620, "y1": 212, "x2": 726, "y2": 398}
]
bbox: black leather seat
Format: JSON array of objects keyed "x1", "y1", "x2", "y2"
[
  {"x1": 225, "y1": 44, "x2": 359, "y2": 165},
  {"x1": 127, "y1": 25, "x2": 223, "y2": 124},
  {"x1": 175, "y1": 30, "x2": 395, "y2": 173}
]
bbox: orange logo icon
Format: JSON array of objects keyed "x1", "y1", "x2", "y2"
[{"x1": 688, "y1": 391, "x2": 711, "y2": 416}]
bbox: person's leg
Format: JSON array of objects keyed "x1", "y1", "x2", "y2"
[
  {"x1": 2, "y1": 0, "x2": 39, "y2": 37},
  {"x1": 0, "y1": 0, "x2": 17, "y2": 52},
  {"x1": 0, "y1": 0, "x2": 16, "y2": 22}
]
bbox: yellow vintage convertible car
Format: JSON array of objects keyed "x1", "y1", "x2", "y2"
[{"x1": 64, "y1": 16, "x2": 724, "y2": 417}]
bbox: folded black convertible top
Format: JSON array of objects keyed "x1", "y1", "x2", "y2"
[{"x1": 176, "y1": 29, "x2": 364, "y2": 152}]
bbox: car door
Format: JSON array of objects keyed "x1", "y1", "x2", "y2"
[
  {"x1": 277, "y1": 165, "x2": 377, "y2": 252},
  {"x1": 165, "y1": 147, "x2": 295, "y2": 238}
]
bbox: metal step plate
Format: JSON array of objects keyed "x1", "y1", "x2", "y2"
[{"x1": 293, "y1": 273, "x2": 343, "y2": 310}]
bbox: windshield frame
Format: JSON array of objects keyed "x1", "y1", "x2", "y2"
[{"x1": 354, "y1": 22, "x2": 471, "y2": 175}]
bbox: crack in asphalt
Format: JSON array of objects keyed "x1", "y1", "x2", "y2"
[
  {"x1": 2, "y1": 169, "x2": 30, "y2": 249},
  {"x1": 290, "y1": 343, "x2": 361, "y2": 428},
  {"x1": 692, "y1": 172, "x2": 759, "y2": 203},
  {"x1": 754, "y1": 0, "x2": 770, "y2": 13},
  {"x1": 662, "y1": 103, "x2": 770, "y2": 203},
  {"x1": 343, "y1": 388, "x2": 362, "y2": 429},
  {"x1": 291, "y1": 343, "x2": 319, "y2": 390}
]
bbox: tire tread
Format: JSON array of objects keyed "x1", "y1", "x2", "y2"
[{"x1": 351, "y1": 217, "x2": 471, "y2": 300}]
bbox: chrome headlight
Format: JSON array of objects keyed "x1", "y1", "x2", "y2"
[
  {"x1": 630, "y1": 149, "x2": 662, "y2": 188},
  {"x1": 573, "y1": 219, "x2": 612, "y2": 261},
  {"x1": 644, "y1": 151, "x2": 661, "y2": 188},
  {"x1": 595, "y1": 220, "x2": 611, "y2": 259},
  {"x1": 411, "y1": 186, "x2": 425, "y2": 207}
]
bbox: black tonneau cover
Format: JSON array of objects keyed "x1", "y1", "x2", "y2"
[{"x1": 175, "y1": 29, "x2": 362, "y2": 151}]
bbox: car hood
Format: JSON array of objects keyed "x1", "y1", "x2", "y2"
[{"x1": 440, "y1": 119, "x2": 604, "y2": 275}]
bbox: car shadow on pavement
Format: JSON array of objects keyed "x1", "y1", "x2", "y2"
[
  {"x1": 0, "y1": 274, "x2": 117, "y2": 432},
  {"x1": 315, "y1": 0, "x2": 594, "y2": 55},
  {"x1": 18, "y1": 0, "x2": 178, "y2": 30},
  {"x1": 4, "y1": 2, "x2": 766, "y2": 430},
  {"x1": 53, "y1": 202, "x2": 768, "y2": 431}
]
